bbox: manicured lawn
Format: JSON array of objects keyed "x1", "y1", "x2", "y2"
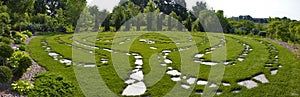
[{"x1": 28, "y1": 32, "x2": 300, "y2": 97}]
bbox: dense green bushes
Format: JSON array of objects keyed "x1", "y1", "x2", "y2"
[
  {"x1": 0, "y1": 37, "x2": 12, "y2": 44},
  {"x1": 28, "y1": 73, "x2": 75, "y2": 96},
  {"x1": 0, "y1": 66, "x2": 13, "y2": 84}
]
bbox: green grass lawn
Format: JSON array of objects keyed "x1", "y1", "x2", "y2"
[{"x1": 28, "y1": 32, "x2": 300, "y2": 97}]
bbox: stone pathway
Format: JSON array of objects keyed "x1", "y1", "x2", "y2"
[{"x1": 265, "y1": 38, "x2": 300, "y2": 58}]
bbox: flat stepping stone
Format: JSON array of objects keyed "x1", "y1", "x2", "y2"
[
  {"x1": 135, "y1": 59, "x2": 143, "y2": 65},
  {"x1": 253, "y1": 74, "x2": 269, "y2": 83},
  {"x1": 209, "y1": 83, "x2": 217, "y2": 88},
  {"x1": 135, "y1": 66, "x2": 142, "y2": 69},
  {"x1": 150, "y1": 47, "x2": 157, "y2": 50},
  {"x1": 122, "y1": 82, "x2": 146, "y2": 96},
  {"x1": 237, "y1": 80, "x2": 258, "y2": 89},
  {"x1": 181, "y1": 84, "x2": 191, "y2": 89},
  {"x1": 59, "y1": 59, "x2": 72, "y2": 65},
  {"x1": 166, "y1": 70, "x2": 181, "y2": 76},
  {"x1": 238, "y1": 58, "x2": 244, "y2": 62},
  {"x1": 125, "y1": 79, "x2": 136, "y2": 84},
  {"x1": 130, "y1": 71, "x2": 144, "y2": 81},
  {"x1": 200, "y1": 62, "x2": 218, "y2": 66},
  {"x1": 83, "y1": 64, "x2": 96, "y2": 67},
  {"x1": 134, "y1": 56, "x2": 143, "y2": 59},
  {"x1": 162, "y1": 50, "x2": 171, "y2": 53},
  {"x1": 171, "y1": 77, "x2": 181, "y2": 82},
  {"x1": 49, "y1": 53, "x2": 59, "y2": 56},
  {"x1": 271, "y1": 70, "x2": 278, "y2": 75},
  {"x1": 197, "y1": 80, "x2": 208, "y2": 85},
  {"x1": 222, "y1": 83, "x2": 231, "y2": 86},
  {"x1": 164, "y1": 59, "x2": 173, "y2": 64},
  {"x1": 186, "y1": 77, "x2": 196, "y2": 85},
  {"x1": 194, "y1": 54, "x2": 204, "y2": 58}
]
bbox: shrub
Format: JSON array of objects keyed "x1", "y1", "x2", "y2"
[
  {"x1": 65, "y1": 25, "x2": 74, "y2": 33},
  {"x1": 25, "y1": 24, "x2": 40, "y2": 33},
  {"x1": 18, "y1": 44, "x2": 26, "y2": 51},
  {"x1": 57, "y1": 26, "x2": 66, "y2": 33},
  {"x1": 15, "y1": 55, "x2": 32, "y2": 77},
  {"x1": 0, "y1": 43, "x2": 14, "y2": 62},
  {"x1": 0, "y1": 37, "x2": 12, "y2": 44},
  {"x1": 13, "y1": 32, "x2": 27, "y2": 42},
  {"x1": 28, "y1": 73, "x2": 74, "y2": 96},
  {"x1": 0, "y1": 66, "x2": 13, "y2": 83},
  {"x1": 11, "y1": 80, "x2": 34, "y2": 95},
  {"x1": 12, "y1": 22, "x2": 28, "y2": 31},
  {"x1": 21, "y1": 30, "x2": 33, "y2": 37},
  {"x1": 9, "y1": 51, "x2": 32, "y2": 76}
]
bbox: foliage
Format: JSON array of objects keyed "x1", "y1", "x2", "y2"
[
  {"x1": 0, "y1": 2, "x2": 11, "y2": 37},
  {"x1": 0, "y1": 66, "x2": 13, "y2": 83},
  {"x1": 0, "y1": 43, "x2": 14, "y2": 65},
  {"x1": 13, "y1": 32, "x2": 27, "y2": 44},
  {"x1": 0, "y1": 36, "x2": 12, "y2": 44},
  {"x1": 18, "y1": 44, "x2": 26, "y2": 51},
  {"x1": 112, "y1": 6, "x2": 125, "y2": 31},
  {"x1": 21, "y1": 30, "x2": 33, "y2": 37},
  {"x1": 8, "y1": 51, "x2": 32, "y2": 76},
  {"x1": 11, "y1": 80, "x2": 34, "y2": 95},
  {"x1": 192, "y1": 1, "x2": 207, "y2": 18},
  {"x1": 30, "y1": 14, "x2": 51, "y2": 24},
  {"x1": 28, "y1": 72, "x2": 75, "y2": 97}
]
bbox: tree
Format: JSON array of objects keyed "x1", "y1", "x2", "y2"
[
  {"x1": 183, "y1": 12, "x2": 193, "y2": 31},
  {"x1": 255, "y1": 23, "x2": 267, "y2": 31},
  {"x1": 112, "y1": 6, "x2": 125, "y2": 31},
  {"x1": 0, "y1": 2, "x2": 11, "y2": 37},
  {"x1": 167, "y1": 11, "x2": 177, "y2": 31},
  {"x1": 7, "y1": 0, "x2": 35, "y2": 31},
  {"x1": 289, "y1": 21, "x2": 300, "y2": 45},
  {"x1": 267, "y1": 21, "x2": 289, "y2": 40},
  {"x1": 216, "y1": 10, "x2": 231, "y2": 33},
  {"x1": 65, "y1": 0, "x2": 86, "y2": 31},
  {"x1": 135, "y1": 13, "x2": 143, "y2": 31},
  {"x1": 31, "y1": 14, "x2": 51, "y2": 24},
  {"x1": 76, "y1": 8, "x2": 93, "y2": 32},
  {"x1": 294, "y1": 25, "x2": 300, "y2": 44},
  {"x1": 144, "y1": 0, "x2": 156, "y2": 31},
  {"x1": 33, "y1": 0, "x2": 47, "y2": 15},
  {"x1": 156, "y1": 13, "x2": 164, "y2": 31},
  {"x1": 174, "y1": 0, "x2": 186, "y2": 7},
  {"x1": 192, "y1": 1, "x2": 207, "y2": 18},
  {"x1": 87, "y1": 5, "x2": 100, "y2": 31},
  {"x1": 199, "y1": 9, "x2": 220, "y2": 32},
  {"x1": 130, "y1": 0, "x2": 149, "y2": 10},
  {"x1": 240, "y1": 20, "x2": 255, "y2": 34},
  {"x1": 124, "y1": 1, "x2": 140, "y2": 31}
]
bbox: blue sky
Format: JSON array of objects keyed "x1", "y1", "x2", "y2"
[{"x1": 87, "y1": 0, "x2": 300, "y2": 20}]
